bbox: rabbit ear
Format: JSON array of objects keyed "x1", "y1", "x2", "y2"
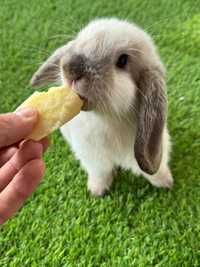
[
  {"x1": 134, "y1": 69, "x2": 167, "y2": 175},
  {"x1": 30, "y1": 44, "x2": 69, "y2": 88}
]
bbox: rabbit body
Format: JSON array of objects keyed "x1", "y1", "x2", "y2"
[
  {"x1": 31, "y1": 18, "x2": 173, "y2": 196},
  {"x1": 61, "y1": 110, "x2": 172, "y2": 196}
]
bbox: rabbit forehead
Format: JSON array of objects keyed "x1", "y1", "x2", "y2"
[{"x1": 74, "y1": 18, "x2": 148, "y2": 58}]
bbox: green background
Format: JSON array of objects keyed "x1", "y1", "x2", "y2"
[{"x1": 0, "y1": 0, "x2": 200, "y2": 266}]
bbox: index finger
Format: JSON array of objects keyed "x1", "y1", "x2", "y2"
[{"x1": 0, "y1": 108, "x2": 38, "y2": 148}]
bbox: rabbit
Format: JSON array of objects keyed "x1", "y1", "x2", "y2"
[{"x1": 31, "y1": 18, "x2": 173, "y2": 197}]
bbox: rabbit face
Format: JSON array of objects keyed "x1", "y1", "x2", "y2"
[{"x1": 60, "y1": 20, "x2": 139, "y2": 114}]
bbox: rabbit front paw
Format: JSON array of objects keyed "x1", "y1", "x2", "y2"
[{"x1": 87, "y1": 175, "x2": 113, "y2": 197}]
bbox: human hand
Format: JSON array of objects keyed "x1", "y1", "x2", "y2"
[{"x1": 0, "y1": 108, "x2": 48, "y2": 225}]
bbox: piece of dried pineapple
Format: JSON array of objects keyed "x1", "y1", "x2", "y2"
[{"x1": 18, "y1": 85, "x2": 83, "y2": 141}]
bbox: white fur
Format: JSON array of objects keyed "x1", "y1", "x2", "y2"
[
  {"x1": 61, "y1": 111, "x2": 172, "y2": 196},
  {"x1": 59, "y1": 18, "x2": 173, "y2": 196}
]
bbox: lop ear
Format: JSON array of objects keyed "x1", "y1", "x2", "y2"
[
  {"x1": 134, "y1": 69, "x2": 167, "y2": 175},
  {"x1": 30, "y1": 44, "x2": 69, "y2": 88}
]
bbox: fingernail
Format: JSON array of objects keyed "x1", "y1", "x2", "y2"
[{"x1": 16, "y1": 107, "x2": 36, "y2": 118}]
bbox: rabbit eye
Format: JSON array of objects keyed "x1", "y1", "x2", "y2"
[{"x1": 116, "y1": 54, "x2": 129, "y2": 69}]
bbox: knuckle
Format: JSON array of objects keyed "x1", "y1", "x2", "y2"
[
  {"x1": 0, "y1": 130, "x2": 10, "y2": 147},
  {"x1": 0, "y1": 116, "x2": 13, "y2": 129},
  {"x1": 7, "y1": 159, "x2": 20, "y2": 174},
  {"x1": 22, "y1": 141, "x2": 43, "y2": 158},
  {"x1": 13, "y1": 184, "x2": 29, "y2": 202}
]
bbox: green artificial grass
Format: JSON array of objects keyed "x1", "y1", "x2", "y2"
[{"x1": 0, "y1": 0, "x2": 200, "y2": 266}]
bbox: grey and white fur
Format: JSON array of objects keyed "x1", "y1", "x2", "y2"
[{"x1": 31, "y1": 18, "x2": 173, "y2": 196}]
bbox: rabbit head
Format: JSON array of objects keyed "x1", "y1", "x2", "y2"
[{"x1": 31, "y1": 18, "x2": 167, "y2": 175}]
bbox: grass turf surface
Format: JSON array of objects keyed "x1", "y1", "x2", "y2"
[{"x1": 0, "y1": 0, "x2": 200, "y2": 266}]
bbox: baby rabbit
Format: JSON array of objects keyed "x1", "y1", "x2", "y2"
[{"x1": 31, "y1": 18, "x2": 173, "y2": 196}]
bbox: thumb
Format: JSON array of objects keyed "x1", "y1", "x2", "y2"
[{"x1": 0, "y1": 108, "x2": 38, "y2": 148}]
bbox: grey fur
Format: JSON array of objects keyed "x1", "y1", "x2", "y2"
[
  {"x1": 134, "y1": 68, "x2": 167, "y2": 174},
  {"x1": 61, "y1": 53, "x2": 113, "y2": 111},
  {"x1": 31, "y1": 45, "x2": 69, "y2": 87},
  {"x1": 63, "y1": 54, "x2": 87, "y2": 81}
]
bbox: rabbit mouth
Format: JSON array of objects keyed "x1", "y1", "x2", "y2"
[
  {"x1": 69, "y1": 80, "x2": 93, "y2": 111},
  {"x1": 77, "y1": 93, "x2": 91, "y2": 111}
]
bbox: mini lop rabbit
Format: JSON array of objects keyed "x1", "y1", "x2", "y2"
[{"x1": 31, "y1": 18, "x2": 173, "y2": 196}]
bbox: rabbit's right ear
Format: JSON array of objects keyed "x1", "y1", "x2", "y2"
[
  {"x1": 30, "y1": 44, "x2": 69, "y2": 88},
  {"x1": 134, "y1": 68, "x2": 167, "y2": 175}
]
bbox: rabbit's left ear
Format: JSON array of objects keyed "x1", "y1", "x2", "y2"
[
  {"x1": 31, "y1": 43, "x2": 71, "y2": 88},
  {"x1": 134, "y1": 69, "x2": 167, "y2": 175}
]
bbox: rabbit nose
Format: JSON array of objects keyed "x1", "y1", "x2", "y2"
[{"x1": 62, "y1": 54, "x2": 86, "y2": 81}]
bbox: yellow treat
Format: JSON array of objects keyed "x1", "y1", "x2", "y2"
[{"x1": 18, "y1": 85, "x2": 83, "y2": 141}]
